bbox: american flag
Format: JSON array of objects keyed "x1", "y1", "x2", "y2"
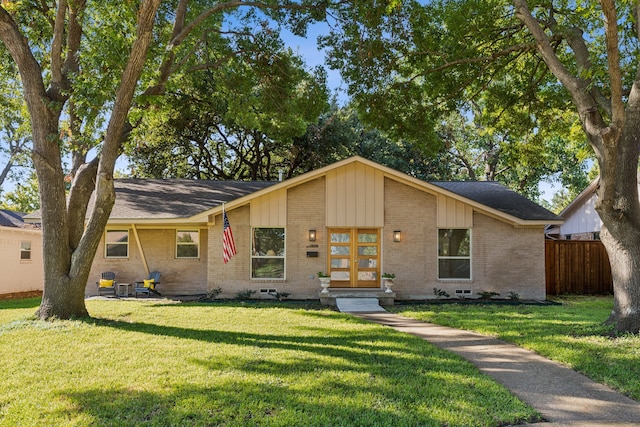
[{"x1": 222, "y1": 209, "x2": 237, "y2": 263}]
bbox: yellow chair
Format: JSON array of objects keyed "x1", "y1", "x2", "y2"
[
  {"x1": 135, "y1": 271, "x2": 161, "y2": 297},
  {"x1": 96, "y1": 272, "x2": 117, "y2": 296}
]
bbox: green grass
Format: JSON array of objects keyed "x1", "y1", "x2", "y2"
[
  {"x1": 0, "y1": 298, "x2": 538, "y2": 427},
  {"x1": 391, "y1": 296, "x2": 640, "y2": 401}
]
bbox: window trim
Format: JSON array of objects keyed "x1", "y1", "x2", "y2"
[
  {"x1": 105, "y1": 229, "x2": 129, "y2": 259},
  {"x1": 437, "y1": 228, "x2": 472, "y2": 280},
  {"x1": 251, "y1": 227, "x2": 286, "y2": 280},
  {"x1": 20, "y1": 241, "x2": 32, "y2": 261},
  {"x1": 176, "y1": 229, "x2": 200, "y2": 259}
]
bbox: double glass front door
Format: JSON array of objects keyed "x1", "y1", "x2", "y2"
[{"x1": 328, "y1": 229, "x2": 380, "y2": 288}]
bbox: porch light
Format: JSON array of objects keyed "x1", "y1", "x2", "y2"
[
  {"x1": 393, "y1": 230, "x2": 402, "y2": 242},
  {"x1": 308, "y1": 229, "x2": 316, "y2": 242}
]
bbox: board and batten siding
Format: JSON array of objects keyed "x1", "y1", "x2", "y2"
[
  {"x1": 250, "y1": 188, "x2": 287, "y2": 226},
  {"x1": 325, "y1": 162, "x2": 384, "y2": 227},
  {"x1": 437, "y1": 194, "x2": 473, "y2": 228},
  {"x1": 559, "y1": 192, "x2": 602, "y2": 236}
]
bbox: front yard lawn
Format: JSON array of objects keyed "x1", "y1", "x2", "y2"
[
  {"x1": 0, "y1": 298, "x2": 538, "y2": 427},
  {"x1": 392, "y1": 295, "x2": 640, "y2": 401}
]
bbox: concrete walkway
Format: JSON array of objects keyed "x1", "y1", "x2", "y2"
[{"x1": 345, "y1": 309, "x2": 640, "y2": 426}]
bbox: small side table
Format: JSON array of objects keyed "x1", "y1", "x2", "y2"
[{"x1": 117, "y1": 283, "x2": 132, "y2": 297}]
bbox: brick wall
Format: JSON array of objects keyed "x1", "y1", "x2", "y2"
[
  {"x1": 88, "y1": 228, "x2": 208, "y2": 296},
  {"x1": 383, "y1": 179, "x2": 437, "y2": 298},
  {"x1": 208, "y1": 178, "x2": 327, "y2": 299},
  {"x1": 382, "y1": 179, "x2": 546, "y2": 301},
  {"x1": 472, "y1": 215, "x2": 546, "y2": 300}
]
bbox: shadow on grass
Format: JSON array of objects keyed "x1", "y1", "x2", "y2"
[
  {"x1": 66, "y1": 316, "x2": 538, "y2": 426},
  {"x1": 61, "y1": 381, "x2": 446, "y2": 427},
  {"x1": 86, "y1": 315, "x2": 451, "y2": 364}
]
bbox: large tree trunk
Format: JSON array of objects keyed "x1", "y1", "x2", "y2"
[
  {"x1": 1, "y1": 1, "x2": 161, "y2": 319},
  {"x1": 595, "y1": 120, "x2": 640, "y2": 334},
  {"x1": 513, "y1": 0, "x2": 640, "y2": 333},
  {"x1": 600, "y1": 226, "x2": 640, "y2": 333},
  {"x1": 33, "y1": 119, "x2": 90, "y2": 319}
]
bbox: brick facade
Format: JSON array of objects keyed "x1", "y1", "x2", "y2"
[
  {"x1": 89, "y1": 165, "x2": 548, "y2": 301},
  {"x1": 87, "y1": 228, "x2": 208, "y2": 296},
  {"x1": 202, "y1": 177, "x2": 546, "y2": 301}
]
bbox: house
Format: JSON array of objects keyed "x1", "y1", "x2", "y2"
[
  {"x1": 17, "y1": 157, "x2": 566, "y2": 301},
  {"x1": 545, "y1": 179, "x2": 599, "y2": 240},
  {"x1": 543, "y1": 177, "x2": 639, "y2": 241},
  {"x1": 74, "y1": 157, "x2": 562, "y2": 302},
  {"x1": 0, "y1": 210, "x2": 43, "y2": 295}
]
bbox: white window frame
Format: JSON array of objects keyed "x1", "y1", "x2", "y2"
[
  {"x1": 105, "y1": 229, "x2": 129, "y2": 258},
  {"x1": 20, "y1": 241, "x2": 31, "y2": 261},
  {"x1": 251, "y1": 227, "x2": 286, "y2": 280},
  {"x1": 437, "y1": 228, "x2": 472, "y2": 280},
  {"x1": 176, "y1": 229, "x2": 200, "y2": 259}
]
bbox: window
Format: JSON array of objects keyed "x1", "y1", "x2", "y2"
[
  {"x1": 438, "y1": 229, "x2": 471, "y2": 279},
  {"x1": 251, "y1": 228, "x2": 285, "y2": 279},
  {"x1": 20, "y1": 241, "x2": 31, "y2": 260},
  {"x1": 176, "y1": 230, "x2": 199, "y2": 258},
  {"x1": 105, "y1": 230, "x2": 129, "y2": 258}
]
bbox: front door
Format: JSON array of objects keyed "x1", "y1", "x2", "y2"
[{"x1": 328, "y1": 228, "x2": 380, "y2": 288}]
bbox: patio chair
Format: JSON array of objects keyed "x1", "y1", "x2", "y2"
[
  {"x1": 135, "y1": 271, "x2": 161, "y2": 297},
  {"x1": 96, "y1": 272, "x2": 117, "y2": 296}
]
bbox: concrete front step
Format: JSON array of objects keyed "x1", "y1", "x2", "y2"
[
  {"x1": 335, "y1": 297, "x2": 386, "y2": 313},
  {"x1": 319, "y1": 288, "x2": 395, "y2": 307}
]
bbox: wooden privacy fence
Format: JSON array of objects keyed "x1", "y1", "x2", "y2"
[{"x1": 545, "y1": 240, "x2": 613, "y2": 295}]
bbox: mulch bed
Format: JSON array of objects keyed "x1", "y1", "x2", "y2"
[{"x1": 0, "y1": 291, "x2": 43, "y2": 300}]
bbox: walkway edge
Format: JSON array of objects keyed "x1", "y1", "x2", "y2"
[{"x1": 354, "y1": 312, "x2": 640, "y2": 425}]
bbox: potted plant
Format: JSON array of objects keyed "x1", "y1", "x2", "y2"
[
  {"x1": 318, "y1": 272, "x2": 331, "y2": 294},
  {"x1": 381, "y1": 273, "x2": 395, "y2": 293}
]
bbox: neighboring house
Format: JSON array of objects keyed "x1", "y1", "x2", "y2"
[
  {"x1": 28, "y1": 156, "x2": 563, "y2": 302},
  {"x1": 0, "y1": 210, "x2": 43, "y2": 295},
  {"x1": 546, "y1": 178, "x2": 609, "y2": 240}
]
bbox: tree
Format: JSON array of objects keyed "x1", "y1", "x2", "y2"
[
  {"x1": 0, "y1": 61, "x2": 31, "y2": 194},
  {"x1": 323, "y1": 0, "x2": 640, "y2": 332},
  {"x1": 0, "y1": 171, "x2": 40, "y2": 213},
  {"x1": 436, "y1": 110, "x2": 590, "y2": 200},
  {"x1": 127, "y1": 41, "x2": 329, "y2": 180},
  {"x1": 290, "y1": 107, "x2": 455, "y2": 179},
  {"x1": 0, "y1": 0, "x2": 326, "y2": 320}
]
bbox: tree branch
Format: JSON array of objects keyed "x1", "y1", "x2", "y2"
[
  {"x1": 73, "y1": 0, "x2": 162, "y2": 275},
  {"x1": 512, "y1": 0, "x2": 606, "y2": 152},
  {"x1": 49, "y1": 0, "x2": 67, "y2": 96},
  {"x1": 62, "y1": 1, "x2": 85, "y2": 82},
  {"x1": 600, "y1": 0, "x2": 624, "y2": 128}
]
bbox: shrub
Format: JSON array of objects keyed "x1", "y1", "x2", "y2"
[{"x1": 236, "y1": 289, "x2": 256, "y2": 300}]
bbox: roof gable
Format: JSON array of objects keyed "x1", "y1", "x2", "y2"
[{"x1": 191, "y1": 156, "x2": 562, "y2": 225}]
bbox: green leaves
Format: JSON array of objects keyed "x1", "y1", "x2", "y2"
[{"x1": 127, "y1": 30, "x2": 330, "y2": 180}]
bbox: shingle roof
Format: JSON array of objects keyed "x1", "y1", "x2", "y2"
[
  {"x1": 0, "y1": 209, "x2": 28, "y2": 228},
  {"x1": 24, "y1": 158, "x2": 561, "y2": 225},
  {"x1": 107, "y1": 179, "x2": 279, "y2": 219},
  {"x1": 431, "y1": 181, "x2": 562, "y2": 222}
]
